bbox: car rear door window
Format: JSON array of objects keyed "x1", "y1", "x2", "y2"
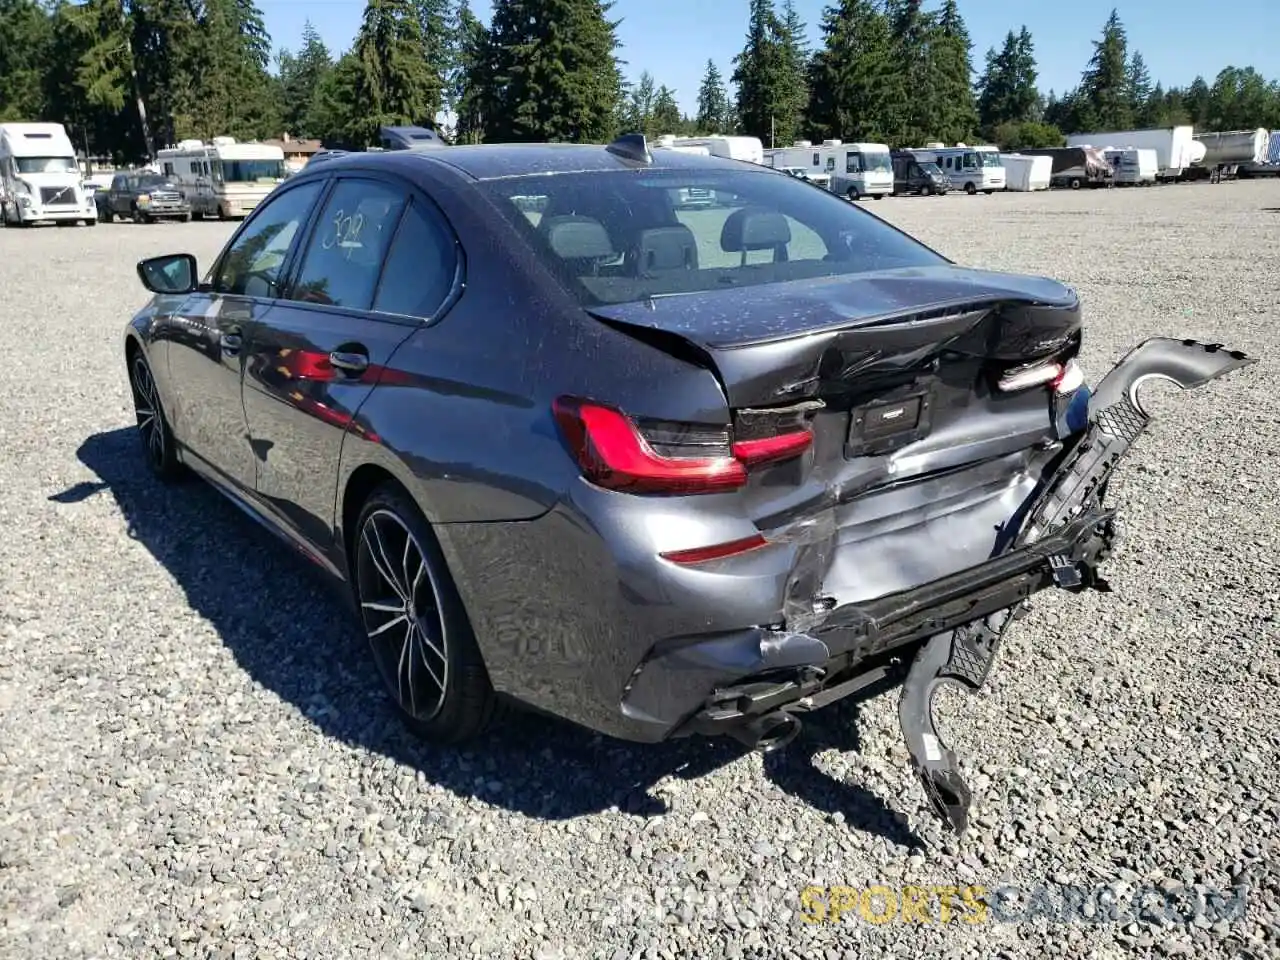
[
  {"x1": 213, "y1": 181, "x2": 323, "y2": 298},
  {"x1": 371, "y1": 199, "x2": 458, "y2": 319},
  {"x1": 288, "y1": 179, "x2": 408, "y2": 310}
]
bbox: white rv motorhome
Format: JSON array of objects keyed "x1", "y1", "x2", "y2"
[
  {"x1": 156, "y1": 137, "x2": 287, "y2": 219},
  {"x1": 0, "y1": 122, "x2": 97, "y2": 227},
  {"x1": 825, "y1": 142, "x2": 893, "y2": 200},
  {"x1": 906, "y1": 144, "x2": 1005, "y2": 194}
]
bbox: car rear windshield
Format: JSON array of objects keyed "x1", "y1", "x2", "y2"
[{"x1": 479, "y1": 168, "x2": 948, "y2": 306}]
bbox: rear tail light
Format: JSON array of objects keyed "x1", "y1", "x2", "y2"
[
  {"x1": 996, "y1": 357, "x2": 1085, "y2": 395},
  {"x1": 552, "y1": 397, "x2": 747, "y2": 494},
  {"x1": 552, "y1": 397, "x2": 814, "y2": 495}
]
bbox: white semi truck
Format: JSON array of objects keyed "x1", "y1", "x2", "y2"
[{"x1": 0, "y1": 122, "x2": 97, "y2": 227}]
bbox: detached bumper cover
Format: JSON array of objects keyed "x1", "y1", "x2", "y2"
[{"x1": 897, "y1": 337, "x2": 1254, "y2": 833}]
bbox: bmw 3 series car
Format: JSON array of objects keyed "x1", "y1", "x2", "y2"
[{"x1": 125, "y1": 134, "x2": 1254, "y2": 832}]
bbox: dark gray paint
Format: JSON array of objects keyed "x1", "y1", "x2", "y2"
[{"x1": 123, "y1": 143, "x2": 1256, "y2": 750}]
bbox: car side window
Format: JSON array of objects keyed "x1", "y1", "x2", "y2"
[
  {"x1": 288, "y1": 179, "x2": 408, "y2": 310},
  {"x1": 371, "y1": 198, "x2": 458, "y2": 318},
  {"x1": 213, "y1": 181, "x2": 323, "y2": 298}
]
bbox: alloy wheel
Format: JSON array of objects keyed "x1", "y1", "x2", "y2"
[
  {"x1": 357, "y1": 509, "x2": 451, "y2": 722},
  {"x1": 130, "y1": 354, "x2": 166, "y2": 470}
]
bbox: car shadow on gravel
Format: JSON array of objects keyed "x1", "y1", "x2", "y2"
[{"x1": 60, "y1": 426, "x2": 918, "y2": 845}]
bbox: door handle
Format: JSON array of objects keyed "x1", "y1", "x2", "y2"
[
  {"x1": 220, "y1": 332, "x2": 242, "y2": 354},
  {"x1": 329, "y1": 350, "x2": 369, "y2": 374}
]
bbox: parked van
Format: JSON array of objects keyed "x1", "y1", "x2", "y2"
[
  {"x1": 905, "y1": 145, "x2": 1005, "y2": 194},
  {"x1": 890, "y1": 151, "x2": 950, "y2": 195},
  {"x1": 0, "y1": 122, "x2": 97, "y2": 226}
]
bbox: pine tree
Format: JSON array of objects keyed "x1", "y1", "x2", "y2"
[
  {"x1": 695, "y1": 60, "x2": 730, "y2": 134},
  {"x1": 731, "y1": 0, "x2": 788, "y2": 145},
  {"x1": 0, "y1": 0, "x2": 55, "y2": 121},
  {"x1": 622, "y1": 70, "x2": 655, "y2": 134},
  {"x1": 351, "y1": 0, "x2": 441, "y2": 146},
  {"x1": 480, "y1": 0, "x2": 624, "y2": 143},
  {"x1": 447, "y1": 0, "x2": 486, "y2": 142},
  {"x1": 976, "y1": 25, "x2": 1038, "y2": 138},
  {"x1": 806, "y1": 0, "x2": 896, "y2": 144},
  {"x1": 929, "y1": 0, "x2": 976, "y2": 142},
  {"x1": 278, "y1": 21, "x2": 333, "y2": 138},
  {"x1": 651, "y1": 84, "x2": 681, "y2": 134},
  {"x1": 1126, "y1": 50, "x2": 1152, "y2": 126},
  {"x1": 774, "y1": 0, "x2": 808, "y2": 146},
  {"x1": 1077, "y1": 8, "x2": 1131, "y2": 130}
]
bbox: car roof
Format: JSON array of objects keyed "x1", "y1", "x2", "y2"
[{"x1": 309, "y1": 141, "x2": 760, "y2": 183}]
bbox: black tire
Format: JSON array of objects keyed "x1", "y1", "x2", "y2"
[
  {"x1": 1069, "y1": 178, "x2": 1082, "y2": 190},
  {"x1": 353, "y1": 482, "x2": 498, "y2": 744},
  {"x1": 127, "y1": 348, "x2": 185, "y2": 483},
  {"x1": 180, "y1": 213, "x2": 191, "y2": 223},
  {"x1": 964, "y1": 182, "x2": 977, "y2": 195},
  {"x1": 847, "y1": 188, "x2": 860, "y2": 202}
]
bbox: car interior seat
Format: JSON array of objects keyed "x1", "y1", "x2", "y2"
[
  {"x1": 633, "y1": 225, "x2": 699, "y2": 277},
  {"x1": 720, "y1": 206, "x2": 792, "y2": 265},
  {"x1": 539, "y1": 214, "x2": 617, "y2": 276}
]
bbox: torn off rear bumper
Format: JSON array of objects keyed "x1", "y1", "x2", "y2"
[{"x1": 672, "y1": 338, "x2": 1256, "y2": 832}]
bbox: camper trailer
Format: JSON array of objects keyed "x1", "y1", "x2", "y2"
[
  {"x1": 155, "y1": 137, "x2": 287, "y2": 219},
  {"x1": 1103, "y1": 148, "x2": 1158, "y2": 186},
  {"x1": 0, "y1": 122, "x2": 97, "y2": 226},
  {"x1": 1018, "y1": 147, "x2": 1114, "y2": 189},
  {"x1": 905, "y1": 144, "x2": 1005, "y2": 194}
]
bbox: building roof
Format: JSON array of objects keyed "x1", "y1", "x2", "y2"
[{"x1": 265, "y1": 137, "x2": 322, "y2": 155}]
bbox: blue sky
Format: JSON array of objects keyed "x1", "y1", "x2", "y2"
[{"x1": 259, "y1": 0, "x2": 1278, "y2": 117}]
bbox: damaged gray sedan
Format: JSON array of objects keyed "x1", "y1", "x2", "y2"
[{"x1": 125, "y1": 134, "x2": 1254, "y2": 834}]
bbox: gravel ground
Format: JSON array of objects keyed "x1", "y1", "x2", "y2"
[{"x1": 2, "y1": 180, "x2": 1278, "y2": 960}]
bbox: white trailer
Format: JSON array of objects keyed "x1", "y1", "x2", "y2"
[
  {"x1": 0, "y1": 122, "x2": 97, "y2": 227},
  {"x1": 904, "y1": 144, "x2": 1005, "y2": 194},
  {"x1": 1103, "y1": 148, "x2": 1158, "y2": 186},
  {"x1": 1064, "y1": 126, "x2": 1195, "y2": 183},
  {"x1": 156, "y1": 137, "x2": 287, "y2": 219},
  {"x1": 666, "y1": 135, "x2": 764, "y2": 166},
  {"x1": 999, "y1": 154, "x2": 1052, "y2": 191}
]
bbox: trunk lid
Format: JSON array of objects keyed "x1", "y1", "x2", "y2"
[
  {"x1": 586, "y1": 264, "x2": 1081, "y2": 409},
  {"x1": 588, "y1": 264, "x2": 1086, "y2": 603}
]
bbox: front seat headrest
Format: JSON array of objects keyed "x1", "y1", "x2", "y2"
[{"x1": 720, "y1": 206, "x2": 792, "y2": 253}]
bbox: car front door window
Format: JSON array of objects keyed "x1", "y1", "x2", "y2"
[{"x1": 213, "y1": 181, "x2": 323, "y2": 298}]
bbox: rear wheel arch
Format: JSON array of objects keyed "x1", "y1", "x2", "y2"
[{"x1": 340, "y1": 463, "x2": 403, "y2": 571}]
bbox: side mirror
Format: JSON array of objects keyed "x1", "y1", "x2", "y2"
[{"x1": 137, "y1": 253, "x2": 198, "y2": 295}]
